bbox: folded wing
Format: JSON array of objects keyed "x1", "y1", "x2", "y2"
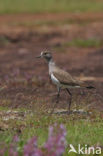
[{"x1": 53, "y1": 68, "x2": 82, "y2": 87}]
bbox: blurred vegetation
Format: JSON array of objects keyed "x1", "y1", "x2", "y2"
[
  {"x1": 0, "y1": 110, "x2": 103, "y2": 155},
  {"x1": 64, "y1": 39, "x2": 103, "y2": 48},
  {"x1": 0, "y1": 0, "x2": 103, "y2": 14}
]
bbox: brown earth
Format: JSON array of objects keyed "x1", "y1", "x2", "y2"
[{"x1": 0, "y1": 13, "x2": 103, "y2": 114}]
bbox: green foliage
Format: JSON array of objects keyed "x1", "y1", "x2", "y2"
[
  {"x1": 0, "y1": 0, "x2": 103, "y2": 14},
  {"x1": 64, "y1": 39, "x2": 103, "y2": 48},
  {"x1": 0, "y1": 36, "x2": 9, "y2": 45},
  {"x1": 0, "y1": 110, "x2": 103, "y2": 156}
]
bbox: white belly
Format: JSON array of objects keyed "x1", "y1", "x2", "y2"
[
  {"x1": 51, "y1": 74, "x2": 60, "y2": 86},
  {"x1": 50, "y1": 73, "x2": 80, "y2": 89}
]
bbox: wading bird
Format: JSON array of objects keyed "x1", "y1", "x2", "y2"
[{"x1": 36, "y1": 51, "x2": 94, "y2": 114}]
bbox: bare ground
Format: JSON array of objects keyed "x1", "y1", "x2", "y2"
[{"x1": 0, "y1": 13, "x2": 103, "y2": 114}]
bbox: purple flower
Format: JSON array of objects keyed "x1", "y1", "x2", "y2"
[
  {"x1": 24, "y1": 137, "x2": 42, "y2": 156},
  {"x1": 13, "y1": 135, "x2": 19, "y2": 143},
  {"x1": 44, "y1": 124, "x2": 66, "y2": 156},
  {"x1": 48, "y1": 126, "x2": 54, "y2": 138},
  {"x1": 8, "y1": 145, "x2": 18, "y2": 156},
  {"x1": 0, "y1": 148, "x2": 5, "y2": 156},
  {"x1": 0, "y1": 143, "x2": 18, "y2": 156},
  {"x1": 0, "y1": 124, "x2": 66, "y2": 156}
]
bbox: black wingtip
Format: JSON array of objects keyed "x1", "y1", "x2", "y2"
[{"x1": 86, "y1": 86, "x2": 95, "y2": 89}]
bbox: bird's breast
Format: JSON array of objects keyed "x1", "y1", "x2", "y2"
[{"x1": 50, "y1": 73, "x2": 60, "y2": 86}]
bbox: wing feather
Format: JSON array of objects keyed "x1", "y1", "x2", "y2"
[{"x1": 53, "y1": 69, "x2": 80, "y2": 86}]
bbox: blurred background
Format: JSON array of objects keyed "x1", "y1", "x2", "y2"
[
  {"x1": 0, "y1": 0, "x2": 103, "y2": 111},
  {"x1": 0, "y1": 1, "x2": 103, "y2": 153}
]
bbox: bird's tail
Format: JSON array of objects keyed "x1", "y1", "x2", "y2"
[
  {"x1": 79, "y1": 81, "x2": 95, "y2": 89},
  {"x1": 86, "y1": 86, "x2": 95, "y2": 89}
]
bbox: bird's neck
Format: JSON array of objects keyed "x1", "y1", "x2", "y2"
[
  {"x1": 48, "y1": 59, "x2": 56, "y2": 74},
  {"x1": 48, "y1": 59, "x2": 55, "y2": 66}
]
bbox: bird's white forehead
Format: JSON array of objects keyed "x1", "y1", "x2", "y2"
[
  {"x1": 41, "y1": 52, "x2": 43, "y2": 55},
  {"x1": 41, "y1": 51, "x2": 46, "y2": 55}
]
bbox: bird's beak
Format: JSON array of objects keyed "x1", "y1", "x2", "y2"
[{"x1": 35, "y1": 55, "x2": 41, "y2": 58}]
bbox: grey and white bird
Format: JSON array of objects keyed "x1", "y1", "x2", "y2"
[{"x1": 36, "y1": 51, "x2": 94, "y2": 114}]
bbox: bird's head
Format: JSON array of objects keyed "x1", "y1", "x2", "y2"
[{"x1": 36, "y1": 51, "x2": 52, "y2": 62}]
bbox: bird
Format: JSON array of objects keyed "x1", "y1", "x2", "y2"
[{"x1": 36, "y1": 51, "x2": 95, "y2": 114}]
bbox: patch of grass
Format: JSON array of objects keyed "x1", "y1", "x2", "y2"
[
  {"x1": 9, "y1": 19, "x2": 91, "y2": 28},
  {"x1": 64, "y1": 39, "x2": 103, "y2": 48},
  {"x1": 0, "y1": 36, "x2": 9, "y2": 45},
  {"x1": 0, "y1": 110, "x2": 103, "y2": 155},
  {"x1": 22, "y1": 115, "x2": 103, "y2": 148},
  {"x1": 10, "y1": 20, "x2": 60, "y2": 27},
  {"x1": 0, "y1": 0, "x2": 103, "y2": 14}
]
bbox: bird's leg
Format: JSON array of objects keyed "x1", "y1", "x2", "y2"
[
  {"x1": 56, "y1": 87, "x2": 60, "y2": 103},
  {"x1": 66, "y1": 88, "x2": 72, "y2": 114},
  {"x1": 50, "y1": 87, "x2": 61, "y2": 115}
]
